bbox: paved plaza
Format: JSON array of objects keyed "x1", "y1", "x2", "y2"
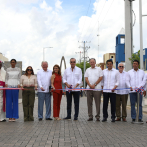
[{"x1": 0, "y1": 96, "x2": 147, "y2": 147}]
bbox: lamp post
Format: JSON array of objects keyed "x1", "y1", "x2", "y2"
[
  {"x1": 139, "y1": 0, "x2": 147, "y2": 70},
  {"x1": 43, "y1": 47, "x2": 53, "y2": 61}
]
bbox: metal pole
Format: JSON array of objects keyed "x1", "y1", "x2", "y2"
[
  {"x1": 136, "y1": 92, "x2": 140, "y2": 122},
  {"x1": 139, "y1": 0, "x2": 144, "y2": 70},
  {"x1": 84, "y1": 41, "x2": 86, "y2": 88},
  {"x1": 125, "y1": 0, "x2": 133, "y2": 71},
  {"x1": 130, "y1": 1, "x2": 133, "y2": 54}
]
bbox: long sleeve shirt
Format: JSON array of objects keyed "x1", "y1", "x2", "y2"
[
  {"x1": 126, "y1": 69, "x2": 146, "y2": 93},
  {"x1": 5, "y1": 67, "x2": 21, "y2": 87},
  {"x1": 116, "y1": 71, "x2": 129, "y2": 95},
  {"x1": 63, "y1": 66, "x2": 82, "y2": 91},
  {"x1": 20, "y1": 75, "x2": 37, "y2": 87},
  {"x1": 101, "y1": 68, "x2": 119, "y2": 93},
  {"x1": 37, "y1": 69, "x2": 52, "y2": 93}
]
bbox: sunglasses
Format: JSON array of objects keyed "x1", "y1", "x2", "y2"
[
  {"x1": 70, "y1": 61, "x2": 76, "y2": 63},
  {"x1": 27, "y1": 69, "x2": 32, "y2": 71},
  {"x1": 119, "y1": 66, "x2": 124, "y2": 68}
]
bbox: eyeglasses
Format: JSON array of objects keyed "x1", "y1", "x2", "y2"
[
  {"x1": 70, "y1": 61, "x2": 75, "y2": 63},
  {"x1": 11, "y1": 62, "x2": 15, "y2": 63},
  {"x1": 119, "y1": 66, "x2": 124, "y2": 68},
  {"x1": 27, "y1": 69, "x2": 32, "y2": 71}
]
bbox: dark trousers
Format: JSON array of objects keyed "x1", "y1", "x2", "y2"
[
  {"x1": 22, "y1": 87, "x2": 35, "y2": 121},
  {"x1": 103, "y1": 92, "x2": 116, "y2": 119},
  {"x1": 66, "y1": 91, "x2": 80, "y2": 118}
]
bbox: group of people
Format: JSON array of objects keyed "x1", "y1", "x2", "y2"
[
  {"x1": 86, "y1": 59, "x2": 146, "y2": 123},
  {"x1": 0, "y1": 58, "x2": 146, "y2": 123}
]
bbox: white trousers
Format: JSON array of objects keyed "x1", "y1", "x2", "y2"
[{"x1": 0, "y1": 86, "x2": 6, "y2": 121}]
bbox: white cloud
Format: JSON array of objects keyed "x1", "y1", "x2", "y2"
[
  {"x1": 0, "y1": 0, "x2": 147, "y2": 74},
  {"x1": 55, "y1": 0, "x2": 62, "y2": 10},
  {"x1": 40, "y1": 0, "x2": 52, "y2": 11}
]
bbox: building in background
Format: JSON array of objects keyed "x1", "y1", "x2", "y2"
[
  {"x1": 115, "y1": 29, "x2": 147, "y2": 70},
  {"x1": 0, "y1": 53, "x2": 8, "y2": 62},
  {"x1": 103, "y1": 53, "x2": 116, "y2": 69},
  {"x1": 115, "y1": 30, "x2": 125, "y2": 69}
]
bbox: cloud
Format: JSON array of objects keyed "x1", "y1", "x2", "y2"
[
  {"x1": 55, "y1": 0, "x2": 62, "y2": 10},
  {"x1": 40, "y1": 0, "x2": 52, "y2": 11},
  {"x1": 0, "y1": 0, "x2": 147, "y2": 74}
]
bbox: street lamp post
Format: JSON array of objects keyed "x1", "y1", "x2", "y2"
[
  {"x1": 43, "y1": 47, "x2": 53, "y2": 61},
  {"x1": 139, "y1": 0, "x2": 147, "y2": 70}
]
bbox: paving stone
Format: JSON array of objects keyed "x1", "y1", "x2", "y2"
[{"x1": 1, "y1": 96, "x2": 147, "y2": 146}]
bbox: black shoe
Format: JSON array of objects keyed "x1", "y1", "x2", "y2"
[
  {"x1": 74, "y1": 117, "x2": 78, "y2": 121},
  {"x1": 139, "y1": 119, "x2": 143, "y2": 122},
  {"x1": 111, "y1": 118, "x2": 115, "y2": 122},
  {"x1": 0, "y1": 119, "x2": 6, "y2": 122},
  {"x1": 102, "y1": 118, "x2": 107, "y2": 122},
  {"x1": 63, "y1": 117, "x2": 71, "y2": 120},
  {"x1": 46, "y1": 118, "x2": 53, "y2": 120},
  {"x1": 132, "y1": 119, "x2": 135, "y2": 122},
  {"x1": 39, "y1": 118, "x2": 42, "y2": 121}
]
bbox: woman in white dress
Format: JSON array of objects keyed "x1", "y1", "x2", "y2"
[
  {"x1": 5, "y1": 59, "x2": 21, "y2": 122},
  {"x1": 0, "y1": 61, "x2": 6, "y2": 122}
]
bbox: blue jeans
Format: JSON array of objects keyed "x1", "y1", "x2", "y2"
[
  {"x1": 130, "y1": 92, "x2": 143, "y2": 119},
  {"x1": 6, "y1": 89, "x2": 19, "y2": 119},
  {"x1": 38, "y1": 92, "x2": 51, "y2": 119}
]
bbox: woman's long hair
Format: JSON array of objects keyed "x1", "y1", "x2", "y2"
[
  {"x1": 25, "y1": 66, "x2": 34, "y2": 76},
  {"x1": 52, "y1": 64, "x2": 61, "y2": 75}
]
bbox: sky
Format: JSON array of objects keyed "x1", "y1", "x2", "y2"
[{"x1": 0, "y1": 0, "x2": 147, "y2": 73}]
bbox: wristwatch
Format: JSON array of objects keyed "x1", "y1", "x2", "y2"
[{"x1": 95, "y1": 83, "x2": 97, "y2": 86}]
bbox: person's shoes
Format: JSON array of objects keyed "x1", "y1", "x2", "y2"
[
  {"x1": 46, "y1": 118, "x2": 53, "y2": 120},
  {"x1": 87, "y1": 118, "x2": 93, "y2": 121},
  {"x1": 115, "y1": 118, "x2": 121, "y2": 121},
  {"x1": 111, "y1": 118, "x2": 115, "y2": 122},
  {"x1": 132, "y1": 119, "x2": 135, "y2": 122},
  {"x1": 63, "y1": 117, "x2": 71, "y2": 120},
  {"x1": 122, "y1": 118, "x2": 127, "y2": 122},
  {"x1": 74, "y1": 117, "x2": 78, "y2": 121},
  {"x1": 12, "y1": 118, "x2": 16, "y2": 122},
  {"x1": 139, "y1": 119, "x2": 143, "y2": 122},
  {"x1": 96, "y1": 118, "x2": 100, "y2": 121},
  {"x1": 39, "y1": 118, "x2": 42, "y2": 121},
  {"x1": 102, "y1": 118, "x2": 107, "y2": 122},
  {"x1": 0, "y1": 119, "x2": 6, "y2": 122}
]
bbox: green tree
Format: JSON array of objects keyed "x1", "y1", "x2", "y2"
[
  {"x1": 129, "y1": 50, "x2": 140, "y2": 68},
  {"x1": 76, "y1": 61, "x2": 91, "y2": 81}
]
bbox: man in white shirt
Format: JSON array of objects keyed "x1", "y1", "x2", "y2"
[
  {"x1": 101, "y1": 59, "x2": 119, "y2": 122},
  {"x1": 84, "y1": 58, "x2": 103, "y2": 121},
  {"x1": 115, "y1": 62, "x2": 129, "y2": 122},
  {"x1": 37, "y1": 61, "x2": 52, "y2": 121},
  {"x1": 126, "y1": 60, "x2": 146, "y2": 122},
  {"x1": 63, "y1": 58, "x2": 82, "y2": 120}
]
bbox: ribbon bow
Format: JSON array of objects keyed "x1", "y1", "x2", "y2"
[{"x1": 135, "y1": 86, "x2": 144, "y2": 95}]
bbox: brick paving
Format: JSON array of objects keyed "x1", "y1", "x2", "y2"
[{"x1": 0, "y1": 96, "x2": 147, "y2": 147}]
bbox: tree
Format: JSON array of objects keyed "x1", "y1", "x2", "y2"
[
  {"x1": 76, "y1": 61, "x2": 91, "y2": 81},
  {"x1": 129, "y1": 50, "x2": 140, "y2": 68}
]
